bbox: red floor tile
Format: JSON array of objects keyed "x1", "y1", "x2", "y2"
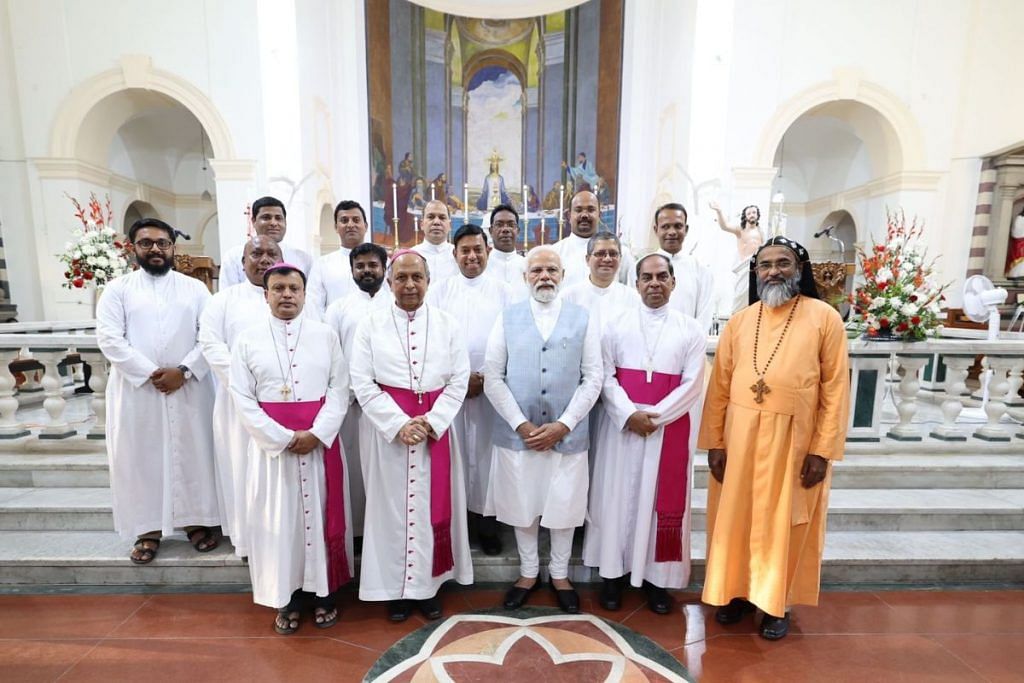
[
  {"x1": 107, "y1": 593, "x2": 272, "y2": 638},
  {"x1": 0, "y1": 639, "x2": 100, "y2": 683},
  {"x1": 930, "y1": 634, "x2": 1024, "y2": 683},
  {"x1": 58, "y1": 637, "x2": 380, "y2": 682},
  {"x1": 875, "y1": 590, "x2": 1024, "y2": 634},
  {"x1": 0, "y1": 595, "x2": 148, "y2": 640},
  {"x1": 679, "y1": 634, "x2": 989, "y2": 683}
]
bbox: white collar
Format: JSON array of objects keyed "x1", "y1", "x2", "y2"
[
  {"x1": 269, "y1": 310, "x2": 305, "y2": 328},
  {"x1": 641, "y1": 302, "x2": 670, "y2": 320},
  {"x1": 418, "y1": 240, "x2": 449, "y2": 254},
  {"x1": 392, "y1": 302, "x2": 425, "y2": 320}
]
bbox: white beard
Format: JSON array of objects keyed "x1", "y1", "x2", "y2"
[
  {"x1": 532, "y1": 283, "x2": 558, "y2": 303},
  {"x1": 758, "y1": 272, "x2": 800, "y2": 308}
]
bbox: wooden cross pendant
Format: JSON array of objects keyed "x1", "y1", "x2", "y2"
[
  {"x1": 750, "y1": 377, "x2": 770, "y2": 404},
  {"x1": 280, "y1": 384, "x2": 292, "y2": 400}
]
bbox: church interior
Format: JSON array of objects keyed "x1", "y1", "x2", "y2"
[{"x1": 0, "y1": 1, "x2": 1022, "y2": 681}]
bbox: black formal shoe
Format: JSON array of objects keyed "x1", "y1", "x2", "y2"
[
  {"x1": 387, "y1": 599, "x2": 412, "y2": 622},
  {"x1": 550, "y1": 581, "x2": 580, "y2": 614},
  {"x1": 418, "y1": 596, "x2": 442, "y2": 620},
  {"x1": 503, "y1": 579, "x2": 541, "y2": 609},
  {"x1": 642, "y1": 581, "x2": 674, "y2": 615},
  {"x1": 759, "y1": 613, "x2": 790, "y2": 640},
  {"x1": 599, "y1": 577, "x2": 623, "y2": 611},
  {"x1": 715, "y1": 598, "x2": 754, "y2": 625},
  {"x1": 479, "y1": 533, "x2": 503, "y2": 556}
]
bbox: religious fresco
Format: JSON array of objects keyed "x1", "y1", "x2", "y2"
[{"x1": 365, "y1": 0, "x2": 625, "y2": 248}]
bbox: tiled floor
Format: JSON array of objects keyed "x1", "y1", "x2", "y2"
[{"x1": 0, "y1": 588, "x2": 1021, "y2": 682}]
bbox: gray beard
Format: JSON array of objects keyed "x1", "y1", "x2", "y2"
[
  {"x1": 757, "y1": 272, "x2": 800, "y2": 308},
  {"x1": 532, "y1": 283, "x2": 558, "y2": 303}
]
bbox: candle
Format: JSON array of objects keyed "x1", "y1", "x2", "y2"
[
  {"x1": 540, "y1": 216, "x2": 546, "y2": 245},
  {"x1": 522, "y1": 185, "x2": 529, "y2": 251},
  {"x1": 414, "y1": 215, "x2": 419, "y2": 241},
  {"x1": 463, "y1": 183, "x2": 469, "y2": 224},
  {"x1": 392, "y1": 182, "x2": 398, "y2": 221},
  {"x1": 430, "y1": 184, "x2": 435, "y2": 202}
]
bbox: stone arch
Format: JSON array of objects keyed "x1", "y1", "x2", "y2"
[
  {"x1": 49, "y1": 55, "x2": 236, "y2": 163},
  {"x1": 122, "y1": 200, "x2": 161, "y2": 231},
  {"x1": 754, "y1": 76, "x2": 925, "y2": 172}
]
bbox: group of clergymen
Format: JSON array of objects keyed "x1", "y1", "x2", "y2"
[{"x1": 95, "y1": 189, "x2": 850, "y2": 641}]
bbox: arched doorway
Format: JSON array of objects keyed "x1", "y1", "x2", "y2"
[
  {"x1": 319, "y1": 203, "x2": 338, "y2": 256},
  {"x1": 123, "y1": 200, "x2": 161, "y2": 231},
  {"x1": 770, "y1": 99, "x2": 904, "y2": 252}
]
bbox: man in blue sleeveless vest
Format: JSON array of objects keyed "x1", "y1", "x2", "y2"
[{"x1": 483, "y1": 245, "x2": 603, "y2": 613}]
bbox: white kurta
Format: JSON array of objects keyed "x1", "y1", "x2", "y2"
[
  {"x1": 229, "y1": 313, "x2": 350, "y2": 608},
  {"x1": 197, "y1": 281, "x2": 270, "y2": 556},
  {"x1": 97, "y1": 270, "x2": 219, "y2": 540},
  {"x1": 551, "y1": 233, "x2": 636, "y2": 289},
  {"x1": 582, "y1": 304, "x2": 706, "y2": 588},
  {"x1": 428, "y1": 273, "x2": 515, "y2": 513},
  {"x1": 483, "y1": 298, "x2": 603, "y2": 529},
  {"x1": 220, "y1": 243, "x2": 312, "y2": 289},
  {"x1": 560, "y1": 278, "x2": 641, "y2": 333},
  {"x1": 412, "y1": 240, "x2": 458, "y2": 284},
  {"x1": 485, "y1": 249, "x2": 529, "y2": 301},
  {"x1": 350, "y1": 303, "x2": 472, "y2": 600},
  {"x1": 324, "y1": 288, "x2": 393, "y2": 535},
  {"x1": 656, "y1": 248, "x2": 716, "y2": 333}
]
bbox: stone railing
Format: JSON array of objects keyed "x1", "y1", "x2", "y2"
[
  {"x1": 0, "y1": 324, "x2": 1021, "y2": 446},
  {"x1": 706, "y1": 329, "x2": 1024, "y2": 444}
]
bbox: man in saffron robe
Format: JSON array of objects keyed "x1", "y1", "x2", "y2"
[
  {"x1": 583, "y1": 254, "x2": 706, "y2": 614},
  {"x1": 230, "y1": 264, "x2": 351, "y2": 634},
  {"x1": 698, "y1": 236, "x2": 849, "y2": 640}
]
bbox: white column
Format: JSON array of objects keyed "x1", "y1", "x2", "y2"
[
  {"x1": 886, "y1": 354, "x2": 929, "y2": 441},
  {"x1": 0, "y1": 349, "x2": 28, "y2": 439},
  {"x1": 929, "y1": 355, "x2": 973, "y2": 441},
  {"x1": 77, "y1": 350, "x2": 107, "y2": 440},
  {"x1": 1003, "y1": 358, "x2": 1024, "y2": 407},
  {"x1": 33, "y1": 349, "x2": 76, "y2": 440},
  {"x1": 974, "y1": 356, "x2": 1015, "y2": 442}
]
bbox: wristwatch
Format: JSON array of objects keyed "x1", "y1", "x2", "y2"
[{"x1": 177, "y1": 365, "x2": 193, "y2": 381}]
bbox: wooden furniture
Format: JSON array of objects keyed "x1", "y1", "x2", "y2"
[{"x1": 173, "y1": 255, "x2": 216, "y2": 293}]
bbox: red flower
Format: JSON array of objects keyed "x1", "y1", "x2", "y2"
[
  {"x1": 867, "y1": 327, "x2": 878, "y2": 337},
  {"x1": 72, "y1": 278, "x2": 84, "y2": 288},
  {"x1": 879, "y1": 317, "x2": 890, "y2": 328},
  {"x1": 911, "y1": 316, "x2": 921, "y2": 325},
  {"x1": 83, "y1": 272, "x2": 94, "y2": 280},
  {"x1": 909, "y1": 294, "x2": 918, "y2": 302},
  {"x1": 896, "y1": 322, "x2": 909, "y2": 332},
  {"x1": 878, "y1": 281, "x2": 889, "y2": 290}
]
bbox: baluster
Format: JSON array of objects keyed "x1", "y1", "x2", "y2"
[
  {"x1": 1003, "y1": 359, "x2": 1024, "y2": 407},
  {"x1": 18, "y1": 349, "x2": 42, "y2": 394},
  {"x1": 77, "y1": 350, "x2": 107, "y2": 440},
  {"x1": 929, "y1": 355, "x2": 973, "y2": 441},
  {"x1": 32, "y1": 348, "x2": 76, "y2": 439},
  {"x1": 974, "y1": 356, "x2": 1014, "y2": 442},
  {"x1": 0, "y1": 349, "x2": 28, "y2": 439},
  {"x1": 886, "y1": 354, "x2": 929, "y2": 441}
]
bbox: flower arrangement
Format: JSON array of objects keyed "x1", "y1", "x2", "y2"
[
  {"x1": 58, "y1": 193, "x2": 134, "y2": 289},
  {"x1": 849, "y1": 210, "x2": 947, "y2": 341}
]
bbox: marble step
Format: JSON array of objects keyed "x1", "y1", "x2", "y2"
[
  {"x1": 3, "y1": 452, "x2": 1023, "y2": 490},
  {"x1": 2, "y1": 487, "x2": 1022, "y2": 533},
  {"x1": 0, "y1": 529, "x2": 1020, "y2": 588},
  {"x1": 688, "y1": 488, "x2": 1024, "y2": 532}
]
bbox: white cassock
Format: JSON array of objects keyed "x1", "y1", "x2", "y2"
[
  {"x1": 229, "y1": 312, "x2": 351, "y2": 608},
  {"x1": 483, "y1": 298, "x2": 603, "y2": 528},
  {"x1": 220, "y1": 243, "x2": 312, "y2": 289},
  {"x1": 656, "y1": 249, "x2": 716, "y2": 333},
  {"x1": 560, "y1": 278, "x2": 640, "y2": 333},
  {"x1": 551, "y1": 233, "x2": 636, "y2": 289},
  {"x1": 582, "y1": 304, "x2": 706, "y2": 588},
  {"x1": 427, "y1": 274, "x2": 515, "y2": 513},
  {"x1": 197, "y1": 281, "x2": 270, "y2": 557},
  {"x1": 350, "y1": 303, "x2": 473, "y2": 600},
  {"x1": 324, "y1": 288, "x2": 393, "y2": 535},
  {"x1": 97, "y1": 270, "x2": 219, "y2": 540},
  {"x1": 485, "y1": 249, "x2": 529, "y2": 301},
  {"x1": 412, "y1": 241, "x2": 458, "y2": 284}
]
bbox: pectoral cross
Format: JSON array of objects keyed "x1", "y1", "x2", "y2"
[
  {"x1": 280, "y1": 384, "x2": 292, "y2": 400},
  {"x1": 645, "y1": 362, "x2": 654, "y2": 383},
  {"x1": 750, "y1": 377, "x2": 770, "y2": 404},
  {"x1": 417, "y1": 390, "x2": 424, "y2": 405}
]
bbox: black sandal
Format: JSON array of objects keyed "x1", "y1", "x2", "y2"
[
  {"x1": 313, "y1": 606, "x2": 338, "y2": 629},
  {"x1": 130, "y1": 538, "x2": 160, "y2": 565},
  {"x1": 274, "y1": 609, "x2": 301, "y2": 635},
  {"x1": 187, "y1": 527, "x2": 219, "y2": 553}
]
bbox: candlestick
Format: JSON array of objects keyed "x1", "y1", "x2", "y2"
[
  {"x1": 540, "y1": 216, "x2": 546, "y2": 245},
  {"x1": 558, "y1": 184, "x2": 565, "y2": 241},
  {"x1": 392, "y1": 216, "x2": 399, "y2": 250},
  {"x1": 391, "y1": 182, "x2": 398, "y2": 221},
  {"x1": 522, "y1": 184, "x2": 529, "y2": 250},
  {"x1": 463, "y1": 183, "x2": 469, "y2": 225},
  {"x1": 430, "y1": 184, "x2": 435, "y2": 202},
  {"x1": 414, "y1": 215, "x2": 420, "y2": 243}
]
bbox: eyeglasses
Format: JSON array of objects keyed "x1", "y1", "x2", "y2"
[
  {"x1": 590, "y1": 250, "x2": 620, "y2": 260},
  {"x1": 755, "y1": 259, "x2": 795, "y2": 273},
  {"x1": 135, "y1": 239, "x2": 173, "y2": 250},
  {"x1": 492, "y1": 220, "x2": 518, "y2": 229}
]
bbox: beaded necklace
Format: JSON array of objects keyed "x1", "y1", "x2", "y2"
[{"x1": 750, "y1": 295, "x2": 800, "y2": 404}]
